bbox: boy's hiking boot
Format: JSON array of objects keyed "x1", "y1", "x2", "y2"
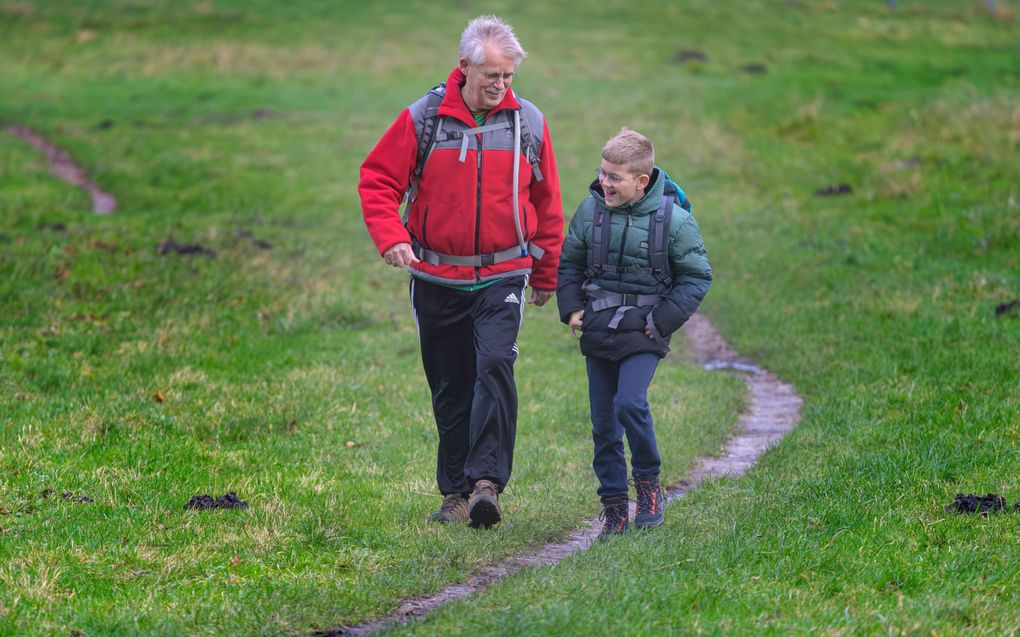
[
  {"x1": 427, "y1": 494, "x2": 469, "y2": 524},
  {"x1": 468, "y1": 479, "x2": 501, "y2": 528},
  {"x1": 634, "y1": 474, "x2": 665, "y2": 529},
  {"x1": 597, "y1": 499, "x2": 629, "y2": 540}
]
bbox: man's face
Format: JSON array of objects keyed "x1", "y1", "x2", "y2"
[
  {"x1": 459, "y1": 43, "x2": 517, "y2": 112},
  {"x1": 598, "y1": 159, "x2": 649, "y2": 208}
]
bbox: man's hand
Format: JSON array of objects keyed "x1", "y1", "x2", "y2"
[
  {"x1": 568, "y1": 309, "x2": 584, "y2": 338},
  {"x1": 382, "y1": 242, "x2": 420, "y2": 268},
  {"x1": 529, "y1": 288, "x2": 554, "y2": 307}
]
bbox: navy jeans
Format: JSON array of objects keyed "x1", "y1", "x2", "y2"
[{"x1": 586, "y1": 353, "x2": 662, "y2": 503}]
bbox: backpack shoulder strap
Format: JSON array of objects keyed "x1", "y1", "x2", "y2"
[
  {"x1": 403, "y1": 83, "x2": 446, "y2": 225},
  {"x1": 585, "y1": 200, "x2": 611, "y2": 279},
  {"x1": 647, "y1": 195, "x2": 673, "y2": 286},
  {"x1": 412, "y1": 83, "x2": 447, "y2": 178},
  {"x1": 516, "y1": 96, "x2": 545, "y2": 182}
]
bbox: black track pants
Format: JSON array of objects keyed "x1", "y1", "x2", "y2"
[{"x1": 411, "y1": 275, "x2": 527, "y2": 495}]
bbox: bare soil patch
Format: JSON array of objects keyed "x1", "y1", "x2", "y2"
[{"x1": 5, "y1": 124, "x2": 117, "y2": 214}]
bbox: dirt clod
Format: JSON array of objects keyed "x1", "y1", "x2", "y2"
[
  {"x1": 158, "y1": 239, "x2": 216, "y2": 257},
  {"x1": 184, "y1": 492, "x2": 249, "y2": 510},
  {"x1": 61, "y1": 492, "x2": 94, "y2": 504},
  {"x1": 814, "y1": 183, "x2": 853, "y2": 196},
  {"x1": 945, "y1": 492, "x2": 1007, "y2": 514}
]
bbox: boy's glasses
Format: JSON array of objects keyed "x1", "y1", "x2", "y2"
[{"x1": 595, "y1": 168, "x2": 628, "y2": 186}]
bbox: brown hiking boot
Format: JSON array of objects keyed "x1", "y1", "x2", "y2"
[
  {"x1": 427, "y1": 493, "x2": 469, "y2": 524},
  {"x1": 468, "y1": 479, "x2": 501, "y2": 528},
  {"x1": 597, "y1": 499, "x2": 629, "y2": 540},
  {"x1": 633, "y1": 474, "x2": 665, "y2": 529}
]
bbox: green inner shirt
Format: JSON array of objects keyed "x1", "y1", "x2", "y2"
[{"x1": 432, "y1": 109, "x2": 501, "y2": 292}]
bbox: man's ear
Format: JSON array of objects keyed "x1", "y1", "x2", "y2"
[
  {"x1": 459, "y1": 58, "x2": 470, "y2": 73},
  {"x1": 636, "y1": 173, "x2": 651, "y2": 190}
]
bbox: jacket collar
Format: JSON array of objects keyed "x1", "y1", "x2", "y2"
[{"x1": 437, "y1": 67, "x2": 521, "y2": 128}]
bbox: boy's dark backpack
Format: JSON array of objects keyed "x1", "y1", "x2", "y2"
[{"x1": 586, "y1": 170, "x2": 691, "y2": 287}]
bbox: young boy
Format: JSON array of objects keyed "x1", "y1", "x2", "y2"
[{"x1": 557, "y1": 128, "x2": 712, "y2": 539}]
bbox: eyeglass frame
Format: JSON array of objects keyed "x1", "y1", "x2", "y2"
[
  {"x1": 595, "y1": 168, "x2": 636, "y2": 186},
  {"x1": 474, "y1": 68, "x2": 518, "y2": 84}
]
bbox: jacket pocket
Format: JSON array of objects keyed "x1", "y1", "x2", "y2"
[{"x1": 420, "y1": 205, "x2": 431, "y2": 249}]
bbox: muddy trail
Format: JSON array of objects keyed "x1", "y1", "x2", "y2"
[
  {"x1": 6, "y1": 124, "x2": 117, "y2": 214},
  {"x1": 323, "y1": 313, "x2": 803, "y2": 636}
]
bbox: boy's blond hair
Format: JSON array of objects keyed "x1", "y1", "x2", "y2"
[{"x1": 601, "y1": 127, "x2": 654, "y2": 177}]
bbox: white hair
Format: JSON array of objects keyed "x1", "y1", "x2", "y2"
[{"x1": 459, "y1": 15, "x2": 527, "y2": 66}]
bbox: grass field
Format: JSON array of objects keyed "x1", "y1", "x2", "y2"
[{"x1": 2, "y1": 1, "x2": 1019, "y2": 635}]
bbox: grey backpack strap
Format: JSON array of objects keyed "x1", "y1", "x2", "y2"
[
  {"x1": 403, "y1": 84, "x2": 447, "y2": 225},
  {"x1": 517, "y1": 98, "x2": 544, "y2": 182},
  {"x1": 647, "y1": 195, "x2": 673, "y2": 286}
]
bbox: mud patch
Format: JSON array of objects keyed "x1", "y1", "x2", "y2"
[
  {"x1": 5, "y1": 124, "x2": 117, "y2": 214},
  {"x1": 673, "y1": 49, "x2": 707, "y2": 63},
  {"x1": 945, "y1": 492, "x2": 1015, "y2": 514},
  {"x1": 184, "y1": 492, "x2": 249, "y2": 510},
  {"x1": 158, "y1": 238, "x2": 217, "y2": 257},
  {"x1": 995, "y1": 300, "x2": 1019, "y2": 317},
  {"x1": 40, "y1": 488, "x2": 93, "y2": 504},
  {"x1": 236, "y1": 230, "x2": 272, "y2": 250},
  {"x1": 815, "y1": 183, "x2": 852, "y2": 197},
  {"x1": 326, "y1": 313, "x2": 802, "y2": 636},
  {"x1": 741, "y1": 63, "x2": 767, "y2": 74}
]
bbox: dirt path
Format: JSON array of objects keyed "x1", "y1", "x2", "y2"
[
  {"x1": 5, "y1": 124, "x2": 117, "y2": 214},
  {"x1": 325, "y1": 313, "x2": 803, "y2": 637}
]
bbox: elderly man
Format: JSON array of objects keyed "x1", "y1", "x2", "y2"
[{"x1": 359, "y1": 15, "x2": 563, "y2": 528}]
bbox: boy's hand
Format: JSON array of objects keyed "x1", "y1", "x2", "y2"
[{"x1": 568, "y1": 310, "x2": 584, "y2": 338}]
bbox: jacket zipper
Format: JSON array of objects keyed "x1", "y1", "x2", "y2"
[{"x1": 619, "y1": 212, "x2": 633, "y2": 268}]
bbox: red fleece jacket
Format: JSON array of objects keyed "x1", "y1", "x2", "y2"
[{"x1": 359, "y1": 68, "x2": 563, "y2": 290}]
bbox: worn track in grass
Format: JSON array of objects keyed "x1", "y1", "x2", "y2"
[
  {"x1": 5, "y1": 124, "x2": 117, "y2": 214},
  {"x1": 326, "y1": 312, "x2": 803, "y2": 637}
]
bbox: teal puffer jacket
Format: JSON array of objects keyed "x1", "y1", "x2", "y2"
[{"x1": 557, "y1": 167, "x2": 712, "y2": 361}]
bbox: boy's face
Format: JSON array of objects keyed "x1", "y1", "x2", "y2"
[{"x1": 598, "y1": 159, "x2": 650, "y2": 208}]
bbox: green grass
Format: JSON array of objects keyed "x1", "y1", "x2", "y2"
[
  {"x1": 0, "y1": 2, "x2": 745, "y2": 635},
  {"x1": 2, "y1": 0, "x2": 1019, "y2": 635}
]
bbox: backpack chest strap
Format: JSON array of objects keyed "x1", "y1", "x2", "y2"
[{"x1": 583, "y1": 283, "x2": 662, "y2": 329}]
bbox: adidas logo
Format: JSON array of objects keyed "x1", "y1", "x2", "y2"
[{"x1": 504, "y1": 293, "x2": 520, "y2": 304}]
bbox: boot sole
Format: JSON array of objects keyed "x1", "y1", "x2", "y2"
[
  {"x1": 468, "y1": 498, "x2": 501, "y2": 528},
  {"x1": 634, "y1": 515, "x2": 664, "y2": 529}
]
